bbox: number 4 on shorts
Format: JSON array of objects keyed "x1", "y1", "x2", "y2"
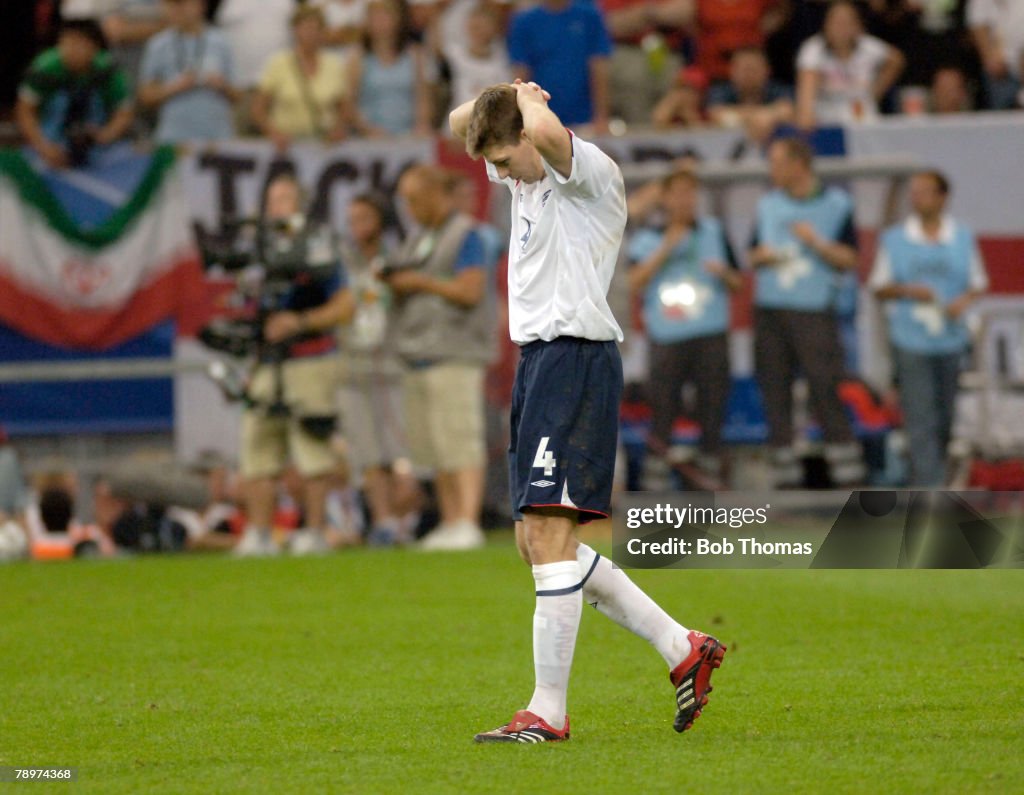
[{"x1": 533, "y1": 437, "x2": 557, "y2": 476}]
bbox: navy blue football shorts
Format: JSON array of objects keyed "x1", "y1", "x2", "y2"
[{"x1": 509, "y1": 336, "x2": 623, "y2": 525}]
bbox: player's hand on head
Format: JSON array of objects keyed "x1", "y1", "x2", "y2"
[{"x1": 512, "y1": 78, "x2": 551, "y2": 103}]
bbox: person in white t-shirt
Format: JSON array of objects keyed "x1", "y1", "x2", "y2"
[
  {"x1": 312, "y1": 0, "x2": 369, "y2": 62},
  {"x1": 443, "y1": 3, "x2": 509, "y2": 112},
  {"x1": 795, "y1": 0, "x2": 904, "y2": 128},
  {"x1": 968, "y1": 0, "x2": 1024, "y2": 109},
  {"x1": 215, "y1": 0, "x2": 295, "y2": 88},
  {"x1": 448, "y1": 80, "x2": 726, "y2": 744}
]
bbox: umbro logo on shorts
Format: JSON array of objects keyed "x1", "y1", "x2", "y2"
[{"x1": 531, "y1": 480, "x2": 556, "y2": 488}]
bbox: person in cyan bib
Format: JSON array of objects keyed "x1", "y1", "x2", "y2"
[{"x1": 869, "y1": 170, "x2": 988, "y2": 487}]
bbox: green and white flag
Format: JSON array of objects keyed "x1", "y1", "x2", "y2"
[{"x1": 0, "y1": 147, "x2": 205, "y2": 350}]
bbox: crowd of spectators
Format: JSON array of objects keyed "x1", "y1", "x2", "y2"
[
  {"x1": 2, "y1": 0, "x2": 1022, "y2": 158},
  {"x1": 0, "y1": 0, "x2": 1011, "y2": 561}
]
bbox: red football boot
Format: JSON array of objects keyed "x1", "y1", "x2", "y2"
[
  {"x1": 473, "y1": 710, "x2": 570, "y2": 744},
  {"x1": 669, "y1": 630, "x2": 726, "y2": 733}
]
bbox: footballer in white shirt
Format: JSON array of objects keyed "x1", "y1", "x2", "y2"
[{"x1": 449, "y1": 80, "x2": 725, "y2": 743}]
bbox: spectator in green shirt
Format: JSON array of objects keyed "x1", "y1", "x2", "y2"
[{"x1": 15, "y1": 19, "x2": 134, "y2": 169}]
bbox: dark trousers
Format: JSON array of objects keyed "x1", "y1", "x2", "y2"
[
  {"x1": 648, "y1": 333, "x2": 731, "y2": 454},
  {"x1": 755, "y1": 308, "x2": 855, "y2": 448},
  {"x1": 893, "y1": 347, "x2": 961, "y2": 487}
]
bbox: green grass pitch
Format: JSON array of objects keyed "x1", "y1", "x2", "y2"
[{"x1": 2, "y1": 541, "x2": 1022, "y2": 794}]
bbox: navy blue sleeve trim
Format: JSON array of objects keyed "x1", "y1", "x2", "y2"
[{"x1": 579, "y1": 551, "x2": 601, "y2": 586}]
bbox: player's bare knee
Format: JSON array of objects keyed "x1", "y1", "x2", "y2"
[{"x1": 523, "y1": 507, "x2": 577, "y2": 562}]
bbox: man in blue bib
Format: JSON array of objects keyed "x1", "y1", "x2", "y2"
[
  {"x1": 628, "y1": 168, "x2": 741, "y2": 485},
  {"x1": 869, "y1": 170, "x2": 988, "y2": 486},
  {"x1": 749, "y1": 136, "x2": 864, "y2": 486}
]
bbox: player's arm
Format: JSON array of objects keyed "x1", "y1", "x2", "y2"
[
  {"x1": 449, "y1": 97, "x2": 475, "y2": 141},
  {"x1": 516, "y1": 80, "x2": 572, "y2": 178},
  {"x1": 450, "y1": 80, "x2": 552, "y2": 143}
]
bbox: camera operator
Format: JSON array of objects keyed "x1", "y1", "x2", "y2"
[
  {"x1": 15, "y1": 18, "x2": 134, "y2": 170},
  {"x1": 235, "y1": 172, "x2": 355, "y2": 557}
]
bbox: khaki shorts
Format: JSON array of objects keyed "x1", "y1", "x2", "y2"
[
  {"x1": 240, "y1": 356, "x2": 339, "y2": 479},
  {"x1": 402, "y1": 362, "x2": 485, "y2": 471}
]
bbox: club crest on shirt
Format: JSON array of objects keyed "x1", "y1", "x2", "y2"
[{"x1": 520, "y1": 218, "x2": 533, "y2": 251}]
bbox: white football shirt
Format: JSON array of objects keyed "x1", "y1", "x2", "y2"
[{"x1": 487, "y1": 134, "x2": 626, "y2": 345}]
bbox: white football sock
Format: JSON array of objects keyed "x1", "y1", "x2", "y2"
[
  {"x1": 577, "y1": 543, "x2": 692, "y2": 668},
  {"x1": 525, "y1": 560, "x2": 581, "y2": 730}
]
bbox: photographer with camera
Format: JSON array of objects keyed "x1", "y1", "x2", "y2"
[
  {"x1": 234, "y1": 172, "x2": 355, "y2": 557},
  {"x1": 384, "y1": 165, "x2": 496, "y2": 551},
  {"x1": 15, "y1": 18, "x2": 134, "y2": 170}
]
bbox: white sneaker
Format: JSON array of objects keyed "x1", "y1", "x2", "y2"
[
  {"x1": 418, "y1": 520, "x2": 486, "y2": 551},
  {"x1": 233, "y1": 528, "x2": 279, "y2": 558},
  {"x1": 288, "y1": 528, "x2": 331, "y2": 556}
]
